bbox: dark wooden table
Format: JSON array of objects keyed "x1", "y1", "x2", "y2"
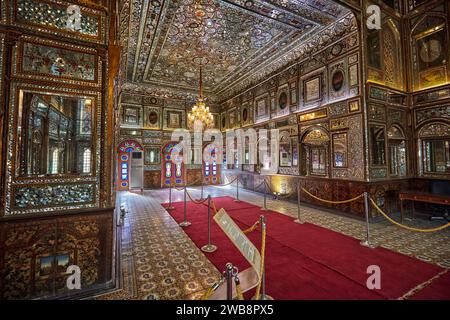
[{"x1": 399, "y1": 191, "x2": 450, "y2": 222}]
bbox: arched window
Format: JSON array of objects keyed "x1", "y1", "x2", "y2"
[
  {"x1": 51, "y1": 149, "x2": 59, "y2": 174},
  {"x1": 301, "y1": 128, "x2": 330, "y2": 177},
  {"x1": 419, "y1": 122, "x2": 450, "y2": 175},
  {"x1": 83, "y1": 148, "x2": 91, "y2": 173},
  {"x1": 387, "y1": 126, "x2": 407, "y2": 177}
]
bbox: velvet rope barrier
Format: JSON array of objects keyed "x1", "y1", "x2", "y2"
[
  {"x1": 242, "y1": 220, "x2": 260, "y2": 234},
  {"x1": 215, "y1": 177, "x2": 238, "y2": 187},
  {"x1": 172, "y1": 177, "x2": 204, "y2": 191},
  {"x1": 185, "y1": 189, "x2": 210, "y2": 205},
  {"x1": 301, "y1": 187, "x2": 364, "y2": 204},
  {"x1": 370, "y1": 197, "x2": 450, "y2": 233}
]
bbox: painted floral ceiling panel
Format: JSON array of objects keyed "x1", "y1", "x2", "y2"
[{"x1": 122, "y1": 0, "x2": 350, "y2": 99}]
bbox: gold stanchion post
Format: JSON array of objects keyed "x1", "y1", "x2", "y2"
[
  {"x1": 294, "y1": 181, "x2": 304, "y2": 224},
  {"x1": 179, "y1": 186, "x2": 191, "y2": 227},
  {"x1": 253, "y1": 216, "x2": 273, "y2": 300},
  {"x1": 201, "y1": 195, "x2": 217, "y2": 253},
  {"x1": 201, "y1": 180, "x2": 204, "y2": 200},
  {"x1": 225, "y1": 263, "x2": 234, "y2": 300},
  {"x1": 360, "y1": 192, "x2": 376, "y2": 248},
  {"x1": 234, "y1": 176, "x2": 241, "y2": 202},
  {"x1": 166, "y1": 185, "x2": 175, "y2": 210},
  {"x1": 262, "y1": 180, "x2": 268, "y2": 211}
]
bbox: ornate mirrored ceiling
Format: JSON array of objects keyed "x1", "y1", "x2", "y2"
[{"x1": 121, "y1": 0, "x2": 350, "y2": 100}]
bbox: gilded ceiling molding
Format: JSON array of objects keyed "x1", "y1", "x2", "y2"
[
  {"x1": 121, "y1": 0, "x2": 352, "y2": 100},
  {"x1": 122, "y1": 81, "x2": 216, "y2": 101},
  {"x1": 134, "y1": 0, "x2": 172, "y2": 82},
  {"x1": 218, "y1": 12, "x2": 357, "y2": 101},
  {"x1": 119, "y1": 0, "x2": 131, "y2": 82}
]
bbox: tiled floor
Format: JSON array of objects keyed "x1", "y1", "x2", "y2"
[{"x1": 97, "y1": 185, "x2": 450, "y2": 300}]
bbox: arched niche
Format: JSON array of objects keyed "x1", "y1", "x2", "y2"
[
  {"x1": 418, "y1": 122, "x2": 450, "y2": 176},
  {"x1": 279, "y1": 130, "x2": 292, "y2": 167},
  {"x1": 300, "y1": 128, "x2": 330, "y2": 177},
  {"x1": 370, "y1": 125, "x2": 386, "y2": 166},
  {"x1": 366, "y1": 16, "x2": 403, "y2": 90},
  {"x1": 387, "y1": 125, "x2": 407, "y2": 177}
]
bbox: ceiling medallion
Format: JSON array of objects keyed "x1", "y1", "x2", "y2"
[
  {"x1": 188, "y1": 65, "x2": 214, "y2": 130},
  {"x1": 193, "y1": 56, "x2": 209, "y2": 65}
]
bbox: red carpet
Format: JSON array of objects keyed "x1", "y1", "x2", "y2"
[{"x1": 162, "y1": 196, "x2": 450, "y2": 300}]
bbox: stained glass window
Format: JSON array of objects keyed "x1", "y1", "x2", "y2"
[
  {"x1": 82, "y1": 148, "x2": 91, "y2": 173},
  {"x1": 165, "y1": 163, "x2": 172, "y2": 178},
  {"x1": 176, "y1": 163, "x2": 182, "y2": 177},
  {"x1": 204, "y1": 161, "x2": 210, "y2": 176},
  {"x1": 51, "y1": 149, "x2": 59, "y2": 174}
]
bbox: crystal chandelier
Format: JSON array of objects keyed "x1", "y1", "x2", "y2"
[{"x1": 188, "y1": 66, "x2": 214, "y2": 130}]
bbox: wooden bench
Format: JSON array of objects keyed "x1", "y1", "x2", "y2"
[{"x1": 399, "y1": 191, "x2": 450, "y2": 222}]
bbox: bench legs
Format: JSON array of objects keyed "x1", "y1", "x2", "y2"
[{"x1": 400, "y1": 199, "x2": 404, "y2": 223}]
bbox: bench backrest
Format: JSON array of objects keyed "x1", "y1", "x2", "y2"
[{"x1": 430, "y1": 180, "x2": 450, "y2": 196}]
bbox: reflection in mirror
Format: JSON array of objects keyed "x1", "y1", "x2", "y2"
[
  {"x1": 301, "y1": 128, "x2": 330, "y2": 176},
  {"x1": 292, "y1": 144, "x2": 298, "y2": 166},
  {"x1": 387, "y1": 126, "x2": 407, "y2": 176},
  {"x1": 144, "y1": 147, "x2": 161, "y2": 165},
  {"x1": 423, "y1": 139, "x2": 450, "y2": 174},
  {"x1": 332, "y1": 133, "x2": 347, "y2": 167},
  {"x1": 244, "y1": 137, "x2": 249, "y2": 165},
  {"x1": 370, "y1": 126, "x2": 386, "y2": 165},
  {"x1": 279, "y1": 132, "x2": 292, "y2": 167},
  {"x1": 18, "y1": 91, "x2": 93, "y2": 176},
  {"x1": 310, "y1": 147, "x2": 327, "y2": 175},
  {"x1": 367, "y1": 29, "x2": 381, "y2": 70}
]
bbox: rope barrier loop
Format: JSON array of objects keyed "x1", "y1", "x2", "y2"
[
  {"x1": 301, "y1": 187, "x2": 364, "y2": 204},
  {"x1": 210, "y1": 199, "x2": 218, "y2": 214},
  {"x1": 185, "y1": 189, "x2": 210, "y2": 205},
  {"x1": 171, "y1": 177, "x2": 204, "y2": 192},
  {"x1": 264, "y1": 180, "x2": 273, "y2": 193},
  {"x1": 276, "y1": 188, "x2": 298, "y2": 199},
  {"x1": 369, "y1": 197, "x2": 450, "y2": 233},
  {"x1": 184, "y1": 177, "x2": 203, "y2": 187},
  {"x1": 200, "y1": 277, "x2": 224, "y2": 300},
  {"x1": 254, "y1": 180, "x2": 266, "y2": 191},
  {"x1": 242, "y1": 220, "x2": 260, "y2": 234},
  {"x1": 216, "y1": 177, "x2": 238, "y2": 187}
]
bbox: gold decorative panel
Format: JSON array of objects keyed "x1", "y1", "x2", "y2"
[
  {"x1": 0, "y1": 212, "x2": 113, "y2": 299},
  {"x1": 299, "y1": 109, "x2": 328, "y2": 122},
  {"x1": 419, "y1": 122, "x2": 450, "y2": 138},
  {"x1": 16, "y1": 36, "x2": 101, "y2": 87},
  {"x1": 366, "y1": 17, "x2": 403, "y2": 91},
  {"x1": 11, "y1": 0, "x2": 106, "y2": 44},
  {"x1": 302, "y1": 128, "x2": 330, "y2": 145},
  {"x1": 411, "y1": 14, "x2": 449, "y2": 91}
]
